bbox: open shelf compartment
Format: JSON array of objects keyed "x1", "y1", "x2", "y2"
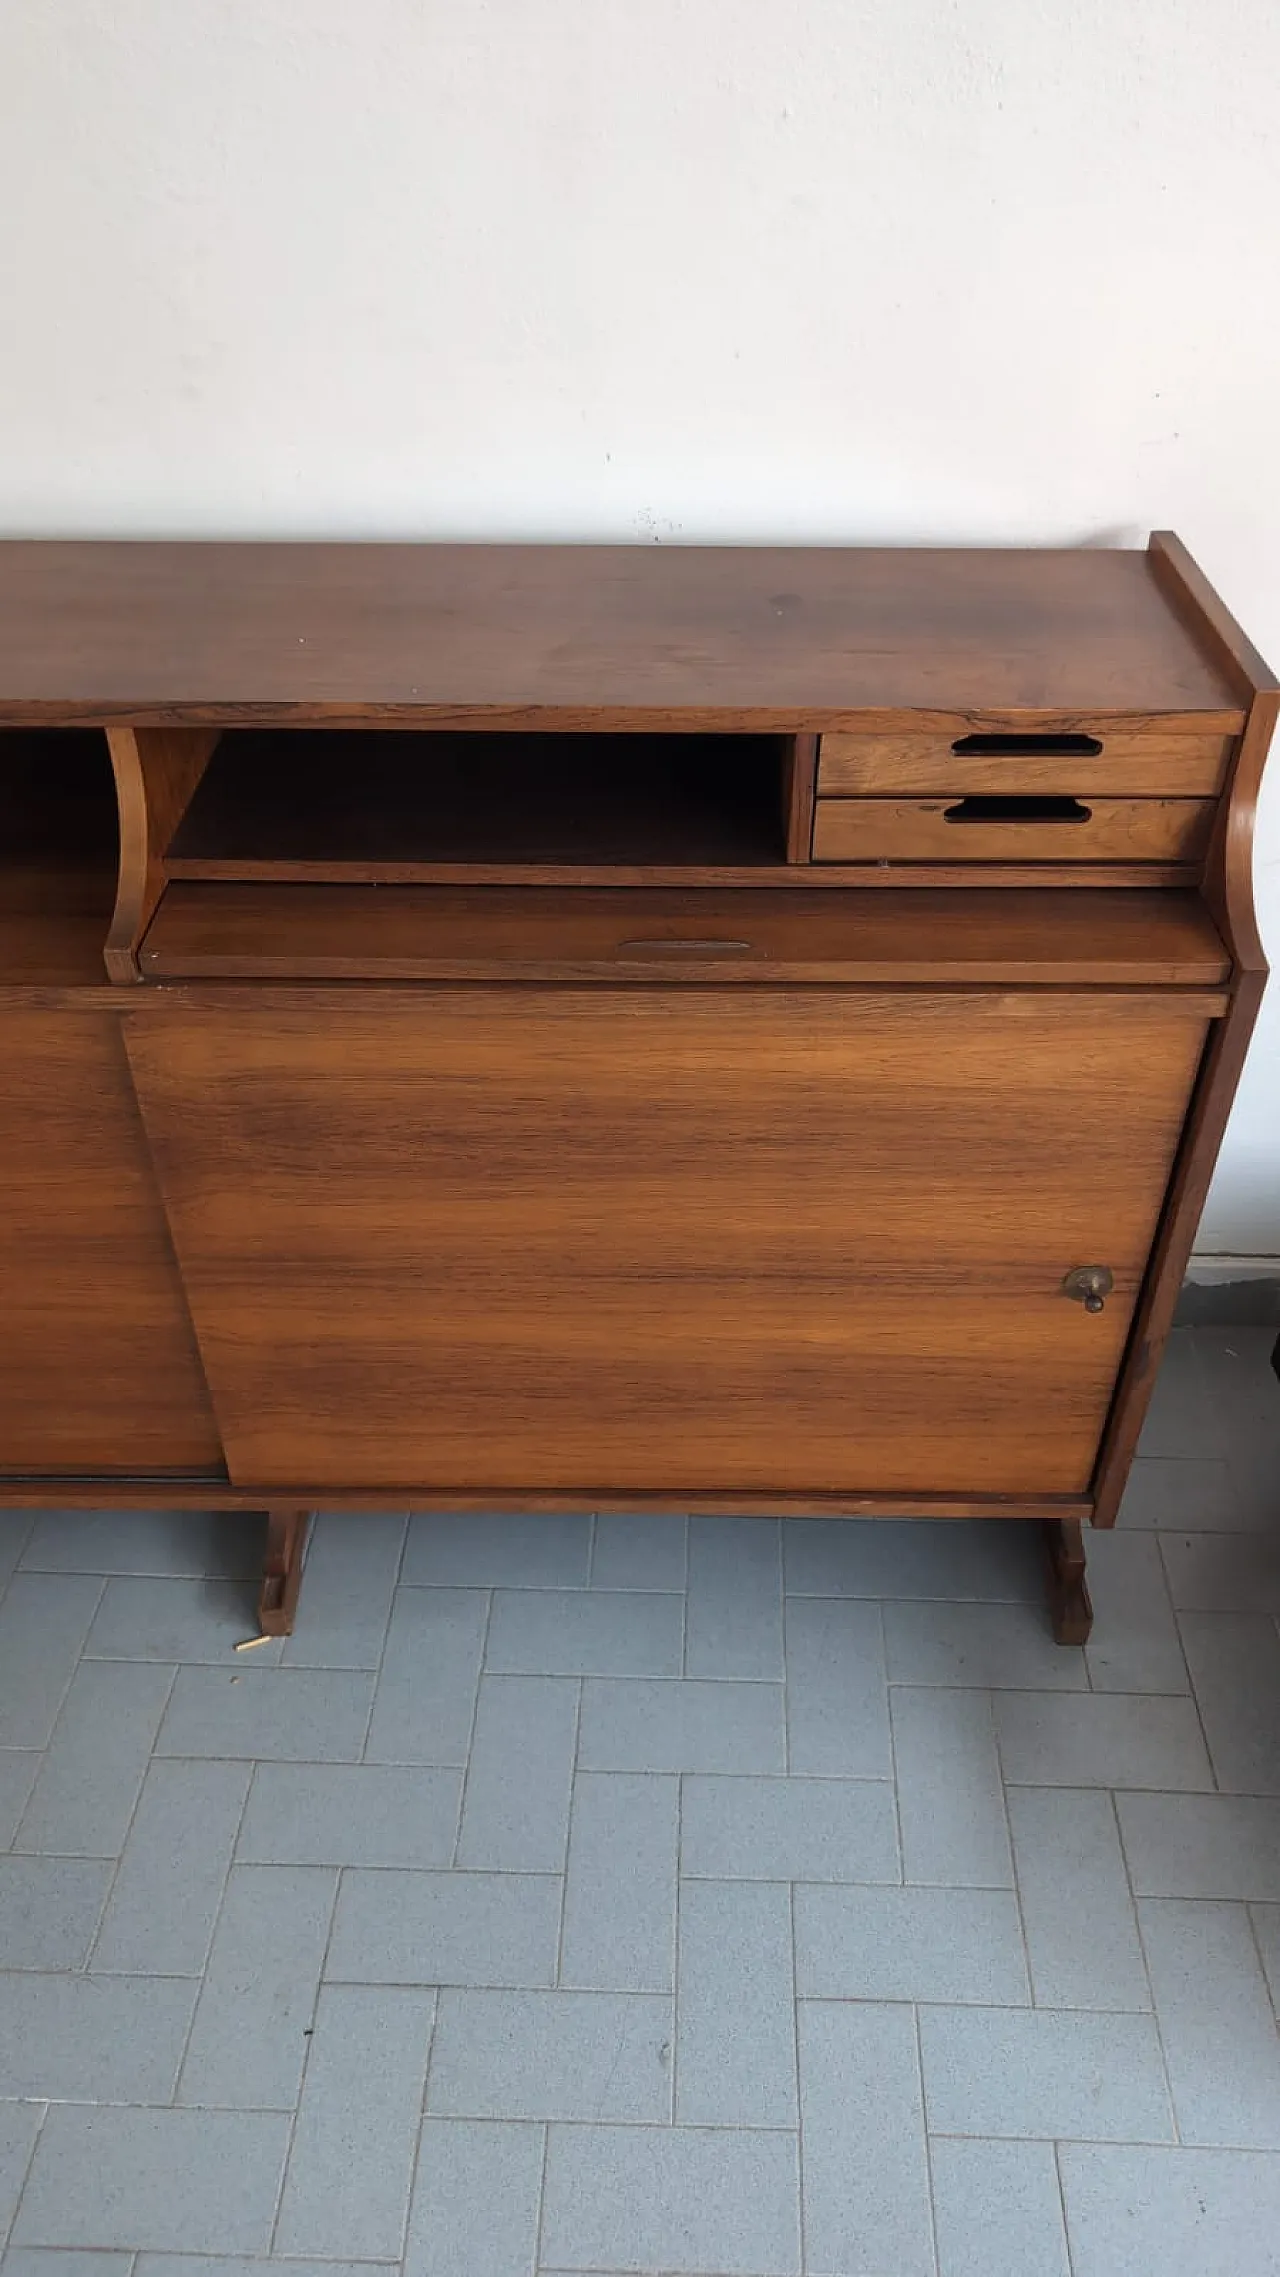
[
  {"x1": 0, "y1": 730, "x2": 119, "y2": 983},
  {"x1": 166, "y1": 729, "x2": 799, "y2": 879}
]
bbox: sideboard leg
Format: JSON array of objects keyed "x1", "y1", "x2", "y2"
[
  {"x1": 1043, "y1": 1516, "x2": 1093, "y2": 1646},
  {"x1": 258, "y1": 1508, "x2": 312, "y2": 1637}
]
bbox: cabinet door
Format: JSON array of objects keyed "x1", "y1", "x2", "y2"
[
  {"x1": 125, "y1": 988, "x2": 1208, "y2": 1496},
  {"x1": 0, "y1": 1012, "x2": 223, "y2": 1475}
]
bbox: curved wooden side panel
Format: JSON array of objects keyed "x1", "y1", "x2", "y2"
[
  {"x1": 1092, "y1": 537, "x2": 1278, "y2": 1524},
  {"x1": 106, "y1": 726, "x2": 220, "y2": 980},
  {"x1": 1148, "y1": 529, "x2": 1278, "y2": 973}
]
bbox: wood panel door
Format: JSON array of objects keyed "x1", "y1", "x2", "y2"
[
  {"x1": 125, "y1": 988, "x2": 1209, "y2": 1496},
  {"x1": 0, "y1": 1011, "x2": 223, "y2": 1475}
]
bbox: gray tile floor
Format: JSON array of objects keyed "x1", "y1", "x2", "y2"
[{"x1": 0, "y1": 1325, "x2": 1278, "y2": 2275}]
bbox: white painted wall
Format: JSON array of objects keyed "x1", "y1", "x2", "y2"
[{"x1": 2, "y1": 0, "x2": 1277, "y2": 1250}]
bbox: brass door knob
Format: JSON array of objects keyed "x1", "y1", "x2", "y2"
[{"x1": 1062, "y1": 1266, "x2": 1114, "y2": 1314}]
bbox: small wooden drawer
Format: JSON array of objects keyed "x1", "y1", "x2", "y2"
[
  {"x1": 812, "y1": 796, "x2": 1215, "y2": 866},
  {"x1": 817, "y1": 727, "x2": 1234, "y2": 799}
]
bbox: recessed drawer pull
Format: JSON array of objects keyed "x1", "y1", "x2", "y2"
[
  {"x1": 951, "y1": 733, "x2": 1104, "y2": 758},
  {"x1": 943, "y1": 797, "x2": 1092, "y2": 824},
  {"x1": 616, "y1": 937, "x2": 756, "y2": 954}
]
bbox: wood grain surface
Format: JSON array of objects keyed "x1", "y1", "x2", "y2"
[
  {"x1": 0, "y1": 1479, "x2": 1092, "y2": 1519},
  {"x1": 812, "y1": 796, "x2": 1214, "y2": 865},
  {"x1": 126, "y1": 988, "x2": 1208, "y2": 1497},
  {"x1": 106, "y1": 725, "x2": 220, "y2": 978},
  {"x1": 161, "y1": 856, "x2": 1202, "y2": 891},
  {"x1": 0, "y1": 1011, "x2": 223, "y2": 1475},
  {"x1": 784, "y1": 732, "x2": 819, "y2": 861},
  {"x1": 1147, "y1": 531, "x2": 1279, "y2": 703},
  {"x1": 139, "y1": 883, "x2": 1232, "y2": 987},
  {"x1": 817, "y1": 728, "x2": 1233, "y2": 798},
  {"x1": 0, "y1": 542, "x2": 1245, "y2": 725}
]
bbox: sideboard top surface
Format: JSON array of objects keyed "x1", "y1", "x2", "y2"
[{"x1": 0, "y1": 540, "x2": 1248, "y2": 726}]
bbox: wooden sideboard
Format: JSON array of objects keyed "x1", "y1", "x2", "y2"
[{"x1": 0, "y1": 534, "x2": 1273, "y2": 1642}]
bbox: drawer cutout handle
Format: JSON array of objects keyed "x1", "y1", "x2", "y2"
[
  {"x1": 616, "y1": 937, "x2": 756, "y2": 955},
  {"x1": 951, "y1": 732, "x2": 1103, "y2": 757},
  {"x1": 943, "y1": 796, "x2": 1092, "y2": 824}
]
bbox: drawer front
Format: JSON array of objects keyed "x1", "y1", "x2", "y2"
[
  {"x1": 817, "y1": 728, "x2": 1233, "y2": 799},
  {"x1": 813, "y1": 796, "x2": 1215, "y2": 866}
]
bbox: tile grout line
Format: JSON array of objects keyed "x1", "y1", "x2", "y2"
[
  {"x1": 354, "y1": 1509, "x2": 412, "y2": 1761},
  {"x1": 1084, "y1": 1599, "x2": 1096, "y2": 1690},
  {"x1": 448, "y1": 1588, "x2": 495, "y2": 1870},
  {"x1": 301, "y1": 1982, "x2": 1232, "y2": 2019},
  {"x1": 789, "y1": 1876, "x2": 807, "y2": 2274},
  {"x1": 169, "y1": 1755, "x2": 260, "y2": 2102},
  {"x1": 1151, "y1": 1513, "x2": 1212, "y2": 1743},
  {"x1": 266, "y1": 1836, "x2": 347, "y2": 2254},
  {"x1": 985, "y1": 1684, "x2": 1026, "y2": 1893},
  {"x1": 878, "y1": 1602, "x2": 908, "y2": 1885},
  {"x1": 0, "y1": 1512, "x2": 39, "y2": 1614},
  {"x1": 19, "y1": 1558, "x2": 272, "y2": 1582},
  {"x1": 771, "y1": 1517, "x2": 784, "y2": 1701},
  {"x1": 1118, "y1": 1796, "x2": 1182, "y2": 2147},
  {"x1": 403, "y1": 1981, "x2": 443, "y2": 2256},
  {"x1": 3, "y1": 1764, "x2": 904, "y2": 1790},
  {"x1": 896, "y1": 2121, "x2": 1211, "y2": 2145},
  {"x1": 914, "y1": 2001, "x2": 943, "y2": 2277},
  {"x1": 554, "y1": 1677, "x2": 584, "y2": 1990},
  {"x1": 2, "y1": 2095, "x2": 50, "y2": 2255},
  {"x1": 672, "y1": 1767, "x2": 685, "y2": 2125},
  {"x1": 1245, "y1": 1896, "x2": 1279, "y2": 2013},
  {"x1": 934, "y1": 2127, "x2": 1280, "y2": 2153},
  {"x1": 533, "y1": 2116, "x2": 552, "y2": 2273},
  {"x1": 1004, "y1": 1776, "x2": 1280, "y2": 1800},
  {"x1": 15, "y1": 2101, "x2": 1273, "y2": 2143},
  {"x1": 1052, "y1": 2136, "x2": 1076, "y2": 2277},
  {"x1": 1107, "y1": 1783, "x2": 1160, "y2": 2016},
  {"x1": 998, "y1": 1704, "x2": 1037, "y2": 2009},
  {"x1": 394, "y1": 1576, "x2": 701, "y2": 1595},
  {"x1": 780, "y1": 1573, "x2": 793, "y2": 1780},
  {"x1": 9, "y1": 1572, "x2": 110, "y2": 1851},
  {"x1": 10, "y1": 1752, "x2": 612, "y2": 1784},
  {"x1": 1171, "y1": 1597, "x2": 1225, "y2": 1796},
  {"x1": 79, "y1": 1653, "x2": 182, "y2": 1977}
]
